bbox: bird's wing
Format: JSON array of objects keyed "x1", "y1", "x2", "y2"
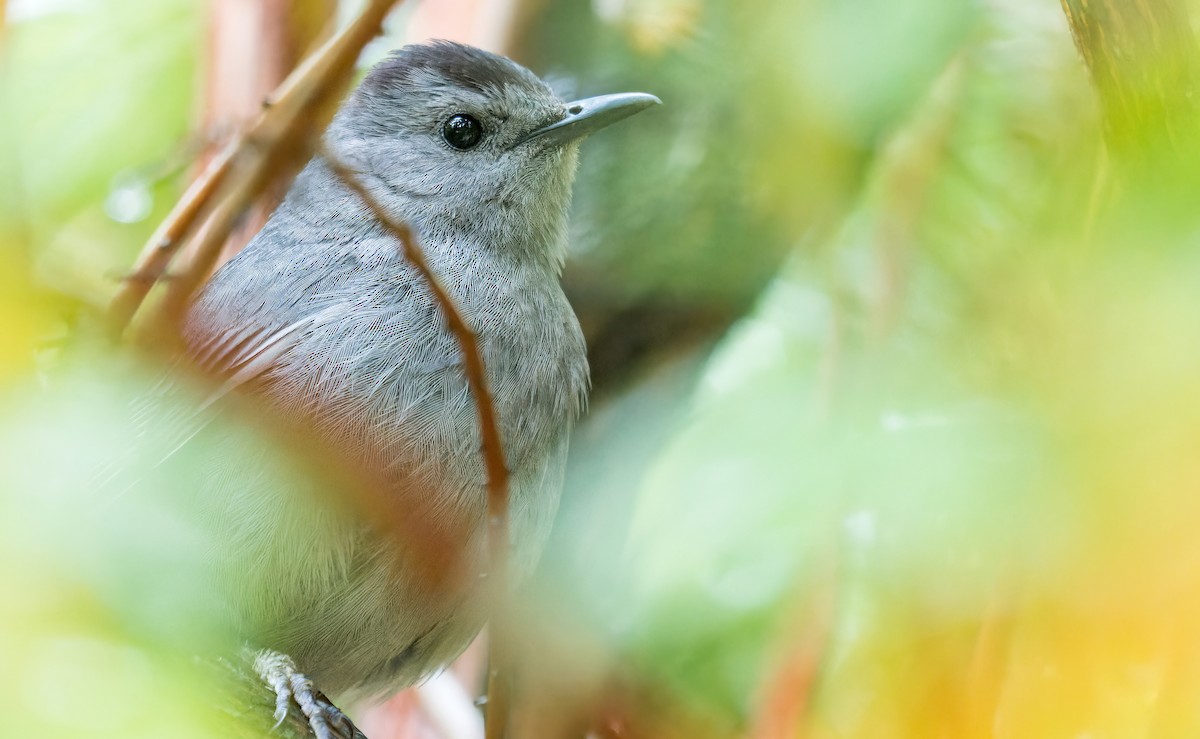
[
  {"x1": 133, "y1": 314, "x2": 311, "y2": 466},
  {"x1": 188, "y1": 303, "x2": 344, "y2": 411}
]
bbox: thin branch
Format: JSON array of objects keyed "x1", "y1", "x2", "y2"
[
  {"x1": 748, "y1": 550, "x2": 840, "y2": 739},
  {"x1": 194, "y1": 0, "x2": 337, "y2": 269},
  {"x1": 321, "y1": 149, "x2": 513, "y2": 739},
  {"x1": 107, "y1": 0, "x2": 403, "y2": 337}
]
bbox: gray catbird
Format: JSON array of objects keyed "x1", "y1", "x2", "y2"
[{"x1": 181, "y1": 41, "x2": 657, "y2": 737}]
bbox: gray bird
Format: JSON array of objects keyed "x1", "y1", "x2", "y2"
[{"x1": 179, "y1": 41, "x2": 658, "y2": 737}]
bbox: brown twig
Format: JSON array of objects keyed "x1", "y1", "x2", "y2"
[
  {"x1": 194, "y1": 0, "x2": 336, "y2": 269},
  {"x1": 107, "y1": 0, "x2": 403, "y2": 337},
  {"x1": 321, "y1": 149, "x2": 513, "y2": 739}
]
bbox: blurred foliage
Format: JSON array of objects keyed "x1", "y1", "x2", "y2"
[
  {"x1": 6, "y1": 0, "x2": 1200, "y2": 736},
  {"x1": 0, "y1": 346, "x2": 249, "y2": 737},
  {"x1": 539, "y1": 0, "x2": 974, "y2": 310},
  {"x1": 554, "y1": 0, "x2": 1200, "y2": 735},
  {"x1": 0, "y1": 338, "x2": 381, "y2": 737},
  {"x1": 2, "y1": 0, "x2": 200, "y2": 300}
]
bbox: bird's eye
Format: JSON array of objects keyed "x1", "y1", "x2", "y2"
[{"x1": 442, "y1": 114, "x2": 483, "y2": 150}]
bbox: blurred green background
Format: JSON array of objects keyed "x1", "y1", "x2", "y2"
[{"x1": 6, "y1": 0, "x2": 1200, "y2": 736}]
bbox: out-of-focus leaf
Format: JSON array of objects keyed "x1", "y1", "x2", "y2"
[
  {"x1": 538, "y1": 0, "x2": 976, "y2": 314},
  {"x1": 563, "y1": 1, "x2": 1119, "y2": 728},
  {"x1": 3, "y1": 0, "x2": 200, "y2": 273},
  {"x1": 0, "y1": 333, "x2": 377, "y2": 736}
]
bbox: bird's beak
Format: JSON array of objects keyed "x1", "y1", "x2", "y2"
[{"x1": 518, "y1": 92, "x2": 662, "y2": 147}]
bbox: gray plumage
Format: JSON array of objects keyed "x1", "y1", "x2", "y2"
[{"x1": 177, "y1": 41, "x2": 657, "y2": 705}]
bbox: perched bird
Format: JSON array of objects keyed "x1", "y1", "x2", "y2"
[{"x1": 179, "y1": 41, "x2": 659, "y2": 737}]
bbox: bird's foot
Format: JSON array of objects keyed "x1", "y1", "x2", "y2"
[{"x1": 253, "y1": 649, "x2": 366, "y2": 739}]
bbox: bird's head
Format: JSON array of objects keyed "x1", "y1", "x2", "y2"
[{"x1": 326, "y1": 41, "x2": 659, "y2": 270}]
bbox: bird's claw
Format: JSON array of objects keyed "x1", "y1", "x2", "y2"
[{"x1": 253, "y1": 649, "x2": 366, "y2": 739}]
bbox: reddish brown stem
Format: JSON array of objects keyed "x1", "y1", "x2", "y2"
[{"x1": 321, "y1": 150, "x2": 513, "y2": 739}]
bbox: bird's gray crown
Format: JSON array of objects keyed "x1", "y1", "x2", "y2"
[{"x1": 364, "y1": 40, "x2": 551, "y2": 99}]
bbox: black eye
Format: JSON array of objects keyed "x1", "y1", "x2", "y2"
[{"x1": 442, "y1": 113, "x2": 483, "y2": 150}]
